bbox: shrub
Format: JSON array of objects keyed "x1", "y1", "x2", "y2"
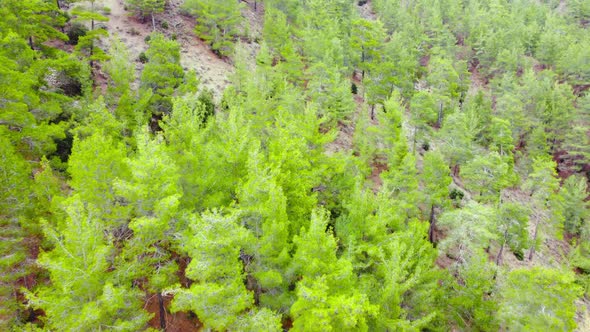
[
  {"x1": 138, "y1": 52, "x2": 148, "y2": 63},
  {"x1": 67, "y1": 22, "x2": 88, "y2": 45},
  {"x1": 161, "y1": 21, "x2": 169, "y2": 29},
  {"x1": 449, "y1": 188, "x2": 464, "y2": 201},
  {"x1": 351, "y1": 82, "x2": 358, "y2": 95},
  {"x1": 198, "y1": 89, "x2": 215, "y2": 123}
]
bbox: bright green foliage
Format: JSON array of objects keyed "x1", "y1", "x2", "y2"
[
  {"x1": 33, "y1": 157, "x2": 63, "y2": 224},
  {"x1": 524, "y1": 155, "x2": 564, "y2": 260},
  {"x1": 409, "y1": 90, "x2": 437, "y2": 151},
  {"x1": 104, "y1": 36, "x2": 135, "y2": 100},
  {"x1": 489, "y1": 117, "x2": 514, "y2": 157},
  {"x1": 4, "y1": 0, "x2": 590, "y2": 330},
  {"x1": 426, "y1": 53, "x2": 468, "y2": 113},
  {"x1": 114, "y1": 129, "x2": 181, "y2": 293},
  {"x1": 162, "y1": 97, "x2": 251, "y2": 209},
  {"x1": 170, "y1": 211, "x2": 264, "y2": 331},
  {"x1": 461, "y1": 152, "x2": 512, "y2": 203},
  {"x1": 0, "y1": 136, "x2": 32, "y2": 329},
  {"x1": 68, "y1": 133, "x2": 130, "y2": 227},
  {"x1": 496, "y1": 203, "x2": 530, "y2": 262},
  {"x1": 140, "y1": 33, "x2": 184, "y2": 115},
  {"x1": 336, "y1": 181, "x2": 387, "y2": 270},
  {"x1": 263, "y1": 7, "x2": 291, "y2": 56},
  {"x1": 439, "y1": 111, "x2": 477, "y2": 171},
  {"x1": 25, "y1": 198, "x2": 151, "y2": 331},
  {"x1": 367, "y1": 222, "x2": 443, "y2": 330},
  {"x1": 0, "y1": 32, "x2": 68, "y2": 159},
  {"x1": 572, "y1": 221, "x2": 590, "y2": 274},
  {"x1": 380, "y1": 154, "x2": 422, "y2": 228},
  {"x1": 0, "y1": 0, "x2": 67, "y2": 48},
  {"x1": 422, "y1": 151, "x2": 452, "y2": 211},
  {"x1": 563, "y1": 93, "x2": 590, "y2": 173},
  {"x1": 306, "y1": 61, "x2": 355, "y2": 124},
  {"x1": 438, "y1": 202, "x2": 498, "y2": 260},
  {"x1": 350, "y1": 18, "x2": 386, "y2": 75},
  {"x1": 498, "y1": 267, "x2": 582, "y2": 331},
  {"x1": 71, "y1": 1, "x2": 110, "y2": 67},
  {"x1": 559, "y1": 175, "x2": 589, "y2": 236},
  {"x1": 449, "y1": 250, "x2": 499, "y2": 331},
  {"x1": 230, "y1": 307, "x2": 282, "y2": 331},
  {"x1": 422, "y1": 150, "x2": 452, "y2": 241},
  {"x1": 290, "y1": 209, "x2": 376, "y2": 331},
  {"x1": 237, "y1": 149, "x2": 292, "y2": 311},
  {"x1": 183, "y1": 0, "x2": 244, "y2": 56}
]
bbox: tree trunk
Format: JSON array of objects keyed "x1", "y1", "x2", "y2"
[
  {"x1": 151, "y1": 13, "x2": 156, "y2": 31},
  {"x1": 436, "y1": 102, "x2": 443, "y2": 127},
  {"x1": 413, "y1": 127, "x2": 417, "y2": 153},
  {"x1": 56, "y1": 0, "x2": 61, "y2": 10},
  {"x1": 495, "y1": 231, "x2": 507, "y2": 265},
  {"x1": 254, "y1": 0, "x2": 257, "y2": 11},
  {"x1": 29, "y1": 36, "x2": 34, "y2": 50},
  {"x1": 528, "y1": 221, "x2": 540, "y2": 261},
  {"x1": 428, "y1": 205, "x2": 436, "y2": 243},
  {"x1": 158, "y1": 292, "x2": 166, "y2": 330},
  {"x1": 370, "y1": 104, "x2": 375, "y2": 120}
]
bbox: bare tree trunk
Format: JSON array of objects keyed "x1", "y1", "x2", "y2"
[
  {"x1": 528, "y1": 221, "x2": 540, "y2": 261},
  {"x1": 413, "y1": 127, "x2": 417, "y2": 153},
  {"x1": 56, "y1": 0, "x2": 61, "y2": 10},
  {"x1": 428, "y1": 204, "x2": 436, "y2": 243},
  {"x1": 436, "y1": 102, "x2": 443, "y2": 127},
  {"x1": 158, "y1": 292, "x2": 166, "y2": 330},
  {"x1": 495, "y1": 231, "x2": 507, "y2": 265},
  {"x1": 151, "y1": 13, "x2": 156, "y2": 31},
  {"x1": 28, "y1": 36, "x2": 34, "y2": 50}
]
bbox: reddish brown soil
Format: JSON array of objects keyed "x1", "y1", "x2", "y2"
[{"x1": 145, "y1": 293, "x2": 202, "y2": 332}]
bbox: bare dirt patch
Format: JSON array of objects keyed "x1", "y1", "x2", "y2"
[{"x1": 102, "y1": 0, "x2": 234, "y2": 101}]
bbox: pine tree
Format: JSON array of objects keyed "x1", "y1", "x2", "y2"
[
  {"x1": 237, "y1": 149, "x2": 292, "y2": 311},
  {"x1": 438, "y1": 202, "x2": 498, "y2": 261},
  {"x1": 422, "y1": 151, "x2": 452, "y2": 243},
  {"x1": 0, "y1": 135, "x2": 32, "y2": 329},
  {"x1": 68, "y1": 132, "x2": 130, "y2": 228},
  {"x1": 183, "y1": 0, "x2": 244, "y2": 56},
  {"x1": 140, "y1": 33, "x2": 184, "y2": 116},
  {"x1": 170, "y1": 211, "x2": 275, "y2": 331},
  {"x1": 460, "y1": 152, "x2": 512, "y2": 203},
  {"x1": 498, "y1": 267, "x2": 582, "y2": 331},
  {"x1": 125, "y1": 0, "x2": 165, "y2": 30},
  {"x1": 290, "y1": 209, "x2": 376, "y2": 331},
  {"x1": 524, "y1": 156, "x2": 563, "y2": 261},
  {"x1": 25, "y1": 197, "x2": 151, "y2": 331}
]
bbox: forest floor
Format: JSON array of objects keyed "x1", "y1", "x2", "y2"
[{"x1": 102, "y1": 0, "x2": 233, "y2": 101}]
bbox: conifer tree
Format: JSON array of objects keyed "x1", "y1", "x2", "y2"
[
  {"x1": 498, "y1": 267, "x2": 582, "y2": 331},
  {"x1": 126, "y1": 0, "x2": 165, "y2": 30},
  {"x1": 0, "y1": 136, "x2": 32, "y2": 329},
  {"x1": 113, "y1": 129, "x2": 182, "y2": 325},
  {"x1": 237, "y1": 149, "x2": 292, "y2": 311},
  {"x1": 524, "y1": 156, "x2": 563, "y2": 261},
  {"x1": 290, "y1": 209, "x2": 376, "y2": 331},
  {"x1": 25, "y1": 197, "x2": 150, "y2": 331},
  {"x1": 422, "y1": 151, "x2": 452, "y2": 242},
  {"x1": 183, "y1": 0, "x2": 244, "y2": 56},
  {"x1": 170, "y1": 211, "x2": 282, "y2": 331}
]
